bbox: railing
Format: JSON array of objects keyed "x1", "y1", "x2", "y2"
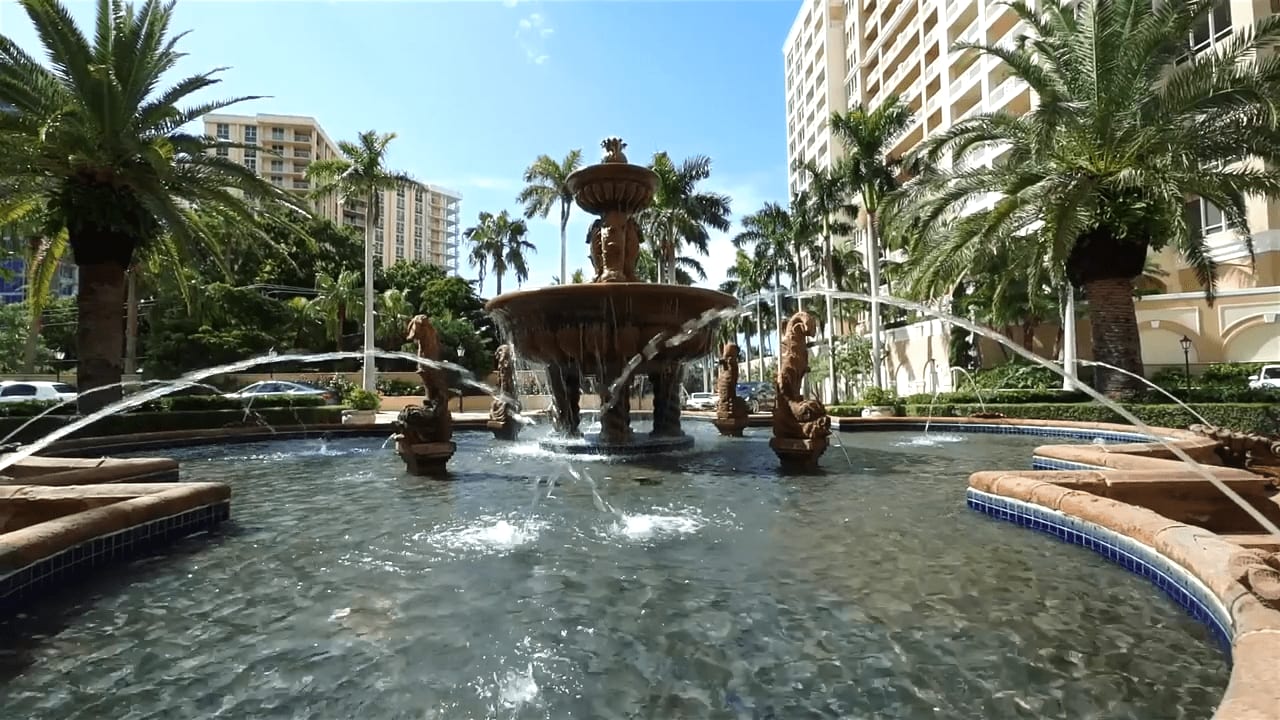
[
  {"x1": 293, "y1": 150, "x2": 310, "y2": 159},
  {"x1": 948, "y1": 58, "x2": 983, "y2": 96},
  {"x1": 293, "y1": 134, "x2": 311, "y2": 143}
]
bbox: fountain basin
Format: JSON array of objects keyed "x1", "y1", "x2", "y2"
[
  {"x1": 538, "y1": 432, "x2": 695, "y2": 456},
  {"x1": 485, "y1": 283, "x2": 737, "y2": 371},
  {"x1": 565, "y1": 163, "x2": 658, "y2": 215}
]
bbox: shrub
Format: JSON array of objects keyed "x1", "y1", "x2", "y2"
[
  {"x1": 0, "y1": 400, "x2": 71, "y2": 417},
  {"x1": 376, "y1": 378, "x2": 422, "y2": 396},
  {"x1": 898, "y1": 402, "x2": 1278, "y2": 435},
  {"x1": 0, "y1": 406, "x2": 347, "y2": 444},
  {"x1": 315, "y1": 374, "x2": 359, "y2": 402},
  {"x1": 860, "y1": 386, "x2": 899, "y2": 406},
  {"x1": 1199, "y1": 362, "x2": 1264, "y2": 387},
  {"x1": 346, "y1": 389, "x2": 381, "y2": 411}
]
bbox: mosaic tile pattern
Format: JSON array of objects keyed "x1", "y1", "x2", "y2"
[
  {"x1": 0, "y1": 501, "x2": 231, "y2": 610},
  {"x1": 967, "y1": 488, "x2": 1233, "y2": 656},
  {"x1": 837, "y1": 420, "x2": 1152, "y2": 443},
  {"x1": 1031, "y1": 456, "x2": 1106, "y2": 471}
]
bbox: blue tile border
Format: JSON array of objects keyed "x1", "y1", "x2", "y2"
[
  {"x1": 966, "y1": 488, "x2": 1233, "y2": 657},
  {"x1": 0, "y1": 500, "x2": 231, "y2": 611},
  {"x1": 1031, "y1": 456, "x2": 1106, "y2": 471},
  {"x1": 836, "y1": 419, "x2": 1155, "y2": 444}
]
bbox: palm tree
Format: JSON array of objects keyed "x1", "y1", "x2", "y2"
[
  {"x1": 828, "y1": 97, "x2": 914, "y2": 390},
  {"x1": 308, "y1": 130, "x2": 415, "y2": 391},
  {"x1": 641, "y1": 152, "x2": 732, "y2": 284},
  {"x1": 723, "y1": 249, "x2": 772, "y2": 380},
  {"x1": 887, "y1": 0, "x2": 1280, "y2": 396},
  {"x1": 635, "y1": 247, "x2": 706, "y2": 285},
  {"x1": 517, "y1": 150, "x2": 583, "y2": 286},
  {"x1": 311, "y1": 270, "x2": 363, "y2": 353},
  {"x1": 795, "y1": 160, "x2": 855, "y2": 402},
  {"x1": 733, "y1": 202, "x2": 800, "y2": 356},
  {"x1": 464, "y1": 210, "x2": 533, "y2": 295},
  {"x1": 0, "y1": 0, "x2": 303, "y2": 412},
  {"x1": 375, "y1": 288, "x2": 413, "y2": 350}
]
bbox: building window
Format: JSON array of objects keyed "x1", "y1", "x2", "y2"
[
  {"x1": 375, "y1": 229, "x2": 384, "y2": 242},
  {"x1": 271, "y1": 175, "x2": 284, "y2": 185},
  {"x1": 396, "y1": 222, "x2": 405, "y2": 235},
  {"x1": 293, "y1": 163, "x2": 307, "y2": 174},
  {"x1": 1190, "y1": 2, "x2": 1231, "y2": 52},
  {"x1": 396, "y1": 186, "x2": 405, "y2": 197},
  {"x1": 244, "y1": 126, "x2": 257, "y2": 143},
  {"x1": 396, "y1": 209, "x2": 405, "y2": 222},
  {"x1": 245, "y1": 146, "x2": 256, "y2": 158},
  {"x1": 271, "y1": 160, "x2": 283, "y2": 171},
  {"x1": 374, "y1": 241, "x2": 385, "y2": 257},
  {"x1": 413, "y1": 241, "x2": 423, "y2": 260},
  {"x1": 244, "y1": 158, "x2": 256, "y2": 171},
  {"x1": 271, "y1": 127, "x2": 285, "y2": 140},
  {"x1": 395, "y1": 246, "x2": 404, "y2": 260},
  {"x1": 216, "y1": 146, "x2": 228, "y2": 157},
  {"x1": 1185, "y1": 197, "x2": 1235, "y2": 238},
  {"x1": 272, "y1": 144, "x2": 284, "y2": 154},
  {"x1": 215, "y1": 123, "x2": 230, "y2": 139}
]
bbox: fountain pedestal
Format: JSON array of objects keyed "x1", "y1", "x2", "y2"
[
  {"x1": 485, "y1": 138, "x2": 737, "y2": 457},
  {"x1": 487, "y1": 344, "x2": 523, "y2": 441},
  {"x1": 394, "y1": 439, "x2": 456, "y2": 475},
  {"x1": 712, "y1": 343, "x2": 750, "y2": 437},
  {"x1": 770, "y1": 437, "x2": 829, "y2": 470}
]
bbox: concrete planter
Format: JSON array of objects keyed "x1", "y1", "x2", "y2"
[
  {"x1": 341, "y1": 409, "x2": 378, "y2": 425},
  {"x1": 860, "y1": 406, "x2": 898, "y2": 418}
]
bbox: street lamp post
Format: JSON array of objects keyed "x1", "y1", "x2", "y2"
[
  {"x1": 1179, "y1": 335, "x2": 1193, "y2": 391},
  {"x1": 53, "y1": 350, "x2": 65, "y2": 383},
  {"x1": 456, "y1": 344, "x2": 466, "y2": 413}
]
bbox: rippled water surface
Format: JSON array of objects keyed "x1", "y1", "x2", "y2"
[{"x1": 0, "y1": 427, "x2": 1226, "y2": 719}]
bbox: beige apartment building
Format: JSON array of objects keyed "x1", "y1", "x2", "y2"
[
  {"x1": 202, "y1": 113, "x2": 461, "y2": 275},
  {"x1": 782, "y1": 0, "x2": 1280, "y2": 393}
]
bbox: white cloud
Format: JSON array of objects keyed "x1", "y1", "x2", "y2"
[{"x1": 515, "y1": 10, "x2": 553, "y2": 65}]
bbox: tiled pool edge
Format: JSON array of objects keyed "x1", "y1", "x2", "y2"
[
  {"x1": 966, "y1": 488, "x2": 1233, "y2": 654},
  {"x1": 0, "y1": 499, "x2": 230, "y2": 610}
]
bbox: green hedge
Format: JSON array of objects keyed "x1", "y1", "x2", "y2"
[
  {"x1": 899, "y1": 386, "x2": 1278, "y2": 406},
  {"x1": 0, "y1": 406, "x2": 345, "y2": 444},
  {"x1": 0, "y1": 393, "x2": 328, "y2": 418},
  {"x1": 827, "y1": 402, "x2": 1277, "y2": 435}
]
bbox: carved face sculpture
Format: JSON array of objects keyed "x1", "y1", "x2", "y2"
[
  {"x1": 495, "y1": 344, "x2": 514, "y2": 370},
  {"x1": 798, "y1": 311, "x2": 818, "y2": 338}
]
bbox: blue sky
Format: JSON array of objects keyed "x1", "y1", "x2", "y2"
[{"x1": 0, "y1": 0, "x2": 798, "y2": 297}]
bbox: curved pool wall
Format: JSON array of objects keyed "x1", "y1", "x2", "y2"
[{"x1": 1, "y1": 414, "x2": 1276, "y2": 718}]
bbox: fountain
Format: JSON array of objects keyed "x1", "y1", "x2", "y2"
[
  {"x1": 486, "y1": 344, "x2": 522, "y2": 441},
  {"x1": 485, "y1": 138, "x2": 738, "y2": 456},
  {"x1": 769, "y1": 310, "x2": 831, "y2": 468},
  {"x1": 712, "y1": 343, "x2": 750, "y2": 437},
  {"x1": 390, "y1": 314, "x2": 456, "y2": 475}
]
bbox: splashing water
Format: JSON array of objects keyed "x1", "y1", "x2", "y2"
[
  {"x1": 791, "y1": 288, "x2": 1280, "y2": 538},
  {"x1": 0, "y1": 349, "x2": 526, "y2": 474},
  {"x1": 0, "y1": 380, "x2": 225, "y2": 445},
  {"x1": 1077, "y1": 359, "x2": 1211, "y2": 426},
  {"x1": 950, "y1": 367, "x2": 988, "y2": 412}
]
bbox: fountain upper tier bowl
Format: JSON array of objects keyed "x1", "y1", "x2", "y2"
[
  {"x1": 485, "y1": 283, "x2": 737, "y2": 371},
  {"x1": 565, "y1": 163, "x2": 659, "y2": 215}
]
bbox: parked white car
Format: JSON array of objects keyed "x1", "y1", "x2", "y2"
[
  {"x1": 684, "y1": 391, "x2": 717, "y2": 411},
  {"x1": 223, "y1": 380, "x2": 339, "y2": 404},
  {"x1": 0, "y1": 380, "x2": 78, "y2": 404},
  {"x1": 1247, "y1": 365, "x2": 1280, "y2": 390}
]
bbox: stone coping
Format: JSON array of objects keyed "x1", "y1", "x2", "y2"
[
  {"x1": 0, "y1": 455, "x2": 178, "y2": 486},
  {"x1": 969, "y1": 471, "x2": 1280, "y2": 719},
  {"x1": 0, "y1": 482, "x2": 231, "y2": 610}
]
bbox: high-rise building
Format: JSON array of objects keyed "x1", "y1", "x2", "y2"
[
  {"x1": 201, "y1": 113, "x2": 461, "y2": 274},
  {"x1": 782, "y1": 0, "x2": 1280, "y2": 382}
]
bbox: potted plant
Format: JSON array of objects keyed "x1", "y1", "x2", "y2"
[
  {"x1": 859, "y1": 386, "x2": 899, "y2": 418},
  {"x1": 342, "y1": 389, "x2": 382, "y2": 425}
]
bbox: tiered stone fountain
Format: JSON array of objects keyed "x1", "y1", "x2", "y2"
[{"x1": 486, "y1": 138, "x2": 738, "y2": 455}]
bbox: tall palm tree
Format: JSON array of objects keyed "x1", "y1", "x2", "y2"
[
  {"x1": 733, "y1": 202, "x2": 799, "y2": 356},
  {"x1": 516, "y1": 150, "x2": 583, "y2": 286},
  {"x1": 796, "y1": 160, "x2": 855, "y2": 402},
  {"x1": 308, "y1": 130, "x2": 414, "y2": 391},
  {"x1": 635, "y1": 247, "x2": 706, "y2": 285},
  {"x1": 641, "y1": 152, "x2": 732, "y2": 284},
  {"x1": 0, "y1": 0, "x2": 303, "y2": 412},
  {"x1": 311, "y1": 270, "x2": 363, "y2": 353},
  {"x1": 464, "y1": 210, "x2": 533, "y2": 295},
  {"x1": 828, "y1": 97, "x2": 914, "y2": 390},
  {"x1": 887, "y1": 0, "x2": 1280, "y2": 396},
  {"x1": 723, "y1": 249, "x2": 772, "y2": 379}
]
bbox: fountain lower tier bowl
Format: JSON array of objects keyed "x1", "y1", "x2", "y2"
[
  {"x1": 485, "y1": 284, "x2": 738, "y2": 371},
  {"x1": 539, "y1": 432, "x2": 695, "y2": 456}
]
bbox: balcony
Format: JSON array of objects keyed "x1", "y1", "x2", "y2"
[
  {"x1": 948, "y1": 58, "x2": 983, "y2": 96},
  {"x1": 293, "y1": 133, "x2": 312, "y2": 143},
  {"x1": 292, "y1": 181, "x2": 310, "y2": 190},
  {"x1": 987, "y1": 75, "x2": 1026, "y2": 107},
  {"x1": 293, "y1": 150, "x2": 311, "y2": 159}
]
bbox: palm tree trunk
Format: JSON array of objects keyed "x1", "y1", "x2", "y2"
[
  {"x1": 1082, "y1": 277, "x2": 1145, "y2": 397},
  {"x1": 867, "y1": 215, "x2": 884, "y2": 391},
  {"x1": 75, "y1": 262, "x2": 127, "y2": 414},
  {"x1": 496, "y1": 269, "x2": 503, "y2": 296},
  {"x1": 559, "y1": 202, "x2": 569, "y2": 286},
  {"x1": 337, "y1": 307, "x2": 346, "y2": 353},
  {"x1": 22, "y1": 315, "x2": 41, "y2": 375},
  {"x1": 124, "y1": 268, "x2": 138, "y2": 376},
  {"x1": 820, "y1": 219, "x2": 837, "y2": 405},
  {"x1": 361, "y1": 191, "x2": 378, "y2": 391}
]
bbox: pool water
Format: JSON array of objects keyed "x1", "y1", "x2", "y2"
[{"x1": 0, "y1": 429, "x2": 1226, "y2": 719}]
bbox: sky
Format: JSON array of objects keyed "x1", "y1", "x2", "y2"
[{"x1": 0, "y1": 0, "x2": 800, "y2": 298}]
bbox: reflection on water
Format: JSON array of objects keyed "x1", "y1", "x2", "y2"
[{"x1": 0, "y1": 431, "x2": 1226, "y2": 719}]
